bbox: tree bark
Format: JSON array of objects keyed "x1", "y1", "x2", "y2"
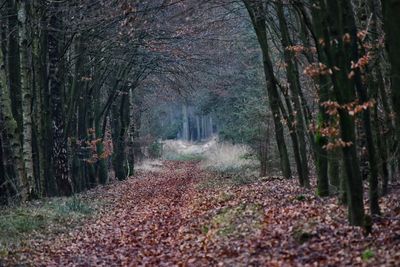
[
  {"x1": 18, "y1": 0, "x2": 36, "y2": 198},
  {"x1": 0, "y1": 38, "x2": 27, "y2": 201},
  {"x1": 243, "y1": 0, "x2": 292, "y2": 179},
  {"x1": 382, "y1": 0, "x2": 400, "y2": 164},
  {"x1": 316, "y1": 0, "x2": 365, "y2": 225},
  {"x1": 276, "y1": 2, "x2": 310, "y2": 187},
  {"x1": 48, "y1": 2, "x2": 72, "y2": 196}
]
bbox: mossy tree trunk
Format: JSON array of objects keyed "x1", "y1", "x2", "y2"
[
  {"x1": 0, "y1": 35, "x2": 27, "y2": 202},
  {"x1": 18, "y1": 0, "x2": 36, "y2": 199}
]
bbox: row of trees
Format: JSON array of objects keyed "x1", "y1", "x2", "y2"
[
  {"x1": 0, "y1": 0, "x2": 202, "y2": 203},
  {"x1": 171, "y1": 0, "x2": 399, "y2": 226},
  {"x1": 228, "y1": 0, "x2": 399, "y2": 226}
]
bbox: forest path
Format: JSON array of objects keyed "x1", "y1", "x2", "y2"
[
  {"x1": 5, "y1": 160, "x2": 400, "y2": 266},
  {"x1": 22, "y1": 161, "x2": 205, "y2": 266}
]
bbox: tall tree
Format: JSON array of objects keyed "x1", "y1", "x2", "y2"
[
  {"x1": 316, "y1": 0, "x2": 365, "y2": 225},
  {"x1": 18, "y1": 0, "x2": 35, "y2": 198},
  {"x1": 48, "y1": 2, "x2": 72, "y2": 196},
  {"x1": 382, "y1": 0, "x2": 400, "y2": 164},
  {"x1": 243, "y1": 0, "x2": 292, "y2": 179},
  {"x1": 276, "y1": 1, "x2": 310, "y2": 187}
]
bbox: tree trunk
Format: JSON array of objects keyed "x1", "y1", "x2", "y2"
[
  {"x1": 182, "y1": 101, "x2": 190, "y2": 141},
  {"x1": 382, "y1": 0, "x2": 400, "y2": 164},
  {"x1": 0, "y1": 38, "x2": 27, "y2": 201},
  {"x1": 18, "y1": 0, "x2": 35, "y2": 199},
  {"x1": 276, "y1": 1, "x2": 310, "y2": 187},
  {"x1": 0, "y1": 132, "x2": 8, "y2": 205},
  {"x1": 48, "y1": 2, "x2": 72, "y2": 196},
  {"x1": 196, "y1": 116, "x2": 201, "y2": 141},
  {"x1": 111, "y1": 88, "x2": 129, "y2": 181},
  {"x1": 243, "y1": 0, "x2": 292, "y2": 179},
  {"x1": 301, "y1": 2, "x2": 331, "y2": 195},
  {"x1": 346, "y1": 0, "x2": 381, "y2": 215},
  {"x1": 7, "y1": 0, "x2": 22, "y2": 131},
  {"x1": 316, "y1": 0, "x2": 365, "y2": 225}
]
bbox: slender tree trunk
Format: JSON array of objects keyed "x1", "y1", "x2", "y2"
[
  {"x1": 307, "y1": 2, "x2": 332, "y2": 195},
  {"x1": 196, "y1": 116, "x2": 201, "y2": 141},
  {"x1": 127, "y1": 88, "x2": 136, "y2": 176},
  {"x1": 382, "y1": 0, "x2": 400, "y2": 164},
  {"x1": 18, "y1": 0, "x2": 35, "y2": 198},
  {"x1": 0, "y1": 39, "x2": 27, "y2": 201},
  {"x1": 243, "y1": 0, "x2": 292, "y2": 179},
  {"x1": 111, "y1": 87, "x2": 129, "y2": 181},
  {"x1": 7, "y1": 0, "x2": 22, "y2": 131},
  {"x1": 182, "y1": 101, "x2": 190, "y2": 141},
  {"x1": 48, "y1": 2, "x2": 72, "y2": 196},
  {"x1": 345, "y1": 0, "x2": 381, "y2": 215},
  {"x1": 0, "y1": 132, "x2": 8, "y2": 205},
  {"x1": 328, "y1": 150, "x2": 340, "y2": 189},
  {"x1": 280, "y1": 87, "x2": 306, "y2": 185},
  {"x1": 316, "y1": 0, "x2": 365, "y2": 225},
  {"x1": 276, "y1": 1, "x2": 310, "y2": 187},
  {"x1": 94, "y1": 90, "x2": 108, "y2": 184}
]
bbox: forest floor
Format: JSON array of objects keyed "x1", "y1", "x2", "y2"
[{"x1": 1, "y1": 160, "x2": 400, "y2": 266}]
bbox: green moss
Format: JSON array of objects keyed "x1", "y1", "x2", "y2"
[{"x1": 362, "y1": 249, "x2": 374, "y2": 261}]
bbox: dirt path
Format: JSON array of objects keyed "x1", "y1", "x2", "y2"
[
  {"x1": 9, "y1": 161, "x2": 204, "y2": 266},
  {"x1": 4, "y1": 161, "x2": 400, "y2": 266}
]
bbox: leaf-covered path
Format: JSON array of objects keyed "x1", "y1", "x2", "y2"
[
  {"x1": 5, "y1": 161, "x2": 400, "y2": 266},
  {"x1": 17, "y1": 161, "x2": 204, "y2": 266}
]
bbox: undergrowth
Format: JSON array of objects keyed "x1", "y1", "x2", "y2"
[
  {"x1": 0, "y1": 196, "x2": 98, "y2": 255},
  {"x1": 163, "y1": 152, "x2": 205, "y2": 161}
]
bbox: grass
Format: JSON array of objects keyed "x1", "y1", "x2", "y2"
[
  {"x1": 161, "y1": 139, "x2": 258, "y2": 171},
  {"x1": 208, "y1": 203, "x2": 263, "y2": 238},
  {"x1": 163, "y1": 152, "x2": 205, "y2": 161},
  {"x1": 0, "y1": 196, "x2": 97, "y2": 254},
  {"x1": 201, "y1": 143, "x2": 259, "y2": 175},
  {"x1": 161, "y1": 139, "x2": 212, "y2": 161},
  {"x1": 362, "y1": 249, "x2": 375, "y2": 261}
]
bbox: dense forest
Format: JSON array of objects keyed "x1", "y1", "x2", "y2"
[{"x1": 1, "y1": 0, "x2": 400, "y2": 265}]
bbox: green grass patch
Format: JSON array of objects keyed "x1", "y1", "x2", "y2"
[
  {"x1": 0, "y1": 196, "x2": 97, "y2": 253},
  {"x1": 207, "y1": 203, "x2": 263, "y2": 238},
  {"x1": 362, "y1": 249, "x2": 375, "y2": 261}
]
